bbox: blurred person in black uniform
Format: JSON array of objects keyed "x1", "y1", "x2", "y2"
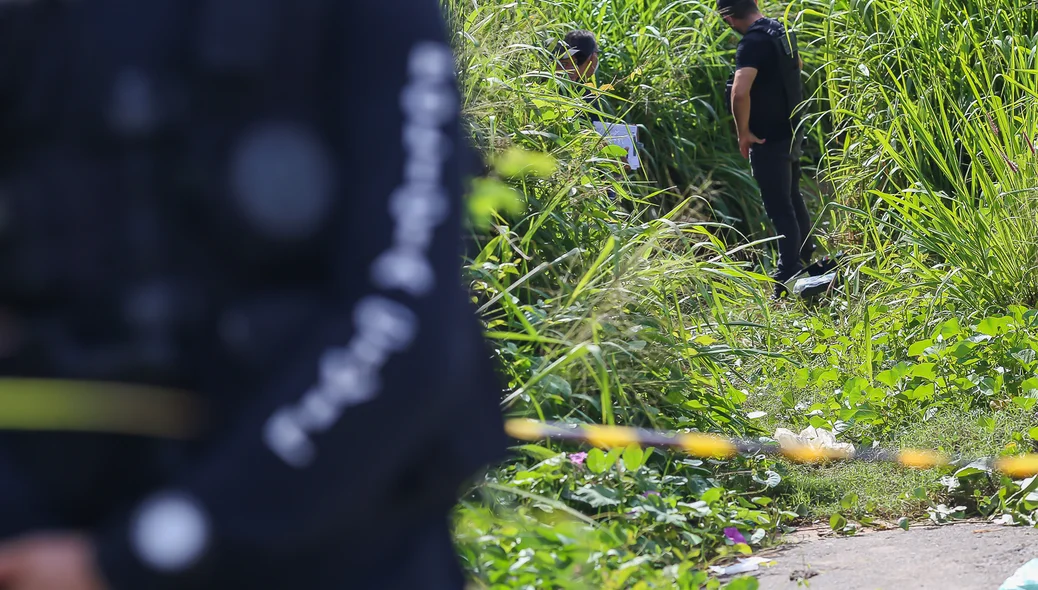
[
  {"x1": 0, "y1": 0, "x2": 506, "y2": 589},
  {"x1": 719, "y1": 0, "x2": 816, "y2": 297}
]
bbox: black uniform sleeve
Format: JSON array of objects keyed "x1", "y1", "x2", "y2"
[
  {"x1": 735, "y1": 34, "x2": 769, "y2": 71},
  {"x1": 91, "y1": 0, "x2": 505, "y2": 587}
]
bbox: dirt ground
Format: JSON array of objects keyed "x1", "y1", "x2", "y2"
[{"x1": 745, "y1": 520, "x2": 1036, "y2": 589}]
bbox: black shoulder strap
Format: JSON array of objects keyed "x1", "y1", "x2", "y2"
[{"x1": 746, "y1": 18, "x2": 804, "y2": 122}]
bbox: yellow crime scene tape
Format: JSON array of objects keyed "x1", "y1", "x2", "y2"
[{"x1": 505, "y1": 419, "x2": 1038, "y2": 478}]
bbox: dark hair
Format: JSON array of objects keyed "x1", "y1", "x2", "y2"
[
  {"x1": 716, "y1": 0, "x2": 758, "y2": 19},
  {"x1": 554, "y1": 30, "x2": 598, "y2": 66}
]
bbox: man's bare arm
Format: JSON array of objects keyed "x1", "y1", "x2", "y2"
[{"x1": 732, "y1": 67, "x2": 758, "y2": 137}]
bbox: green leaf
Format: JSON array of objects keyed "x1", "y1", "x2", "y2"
[
  {"x1": 908, "y1": 339, "x2": 934, "y2": 357},
  {"x1": 542, "y1": 374, "x2": 573, "y2": 398},
  {"x1": 816, "y1": 368, "x2": 839, "y2": 385},
  {"x1": 679, "y1": 500, "x2": 712, "y2": 517},
  {"x1": 898, "y1": 517, "x2": 910, "y2": 531},
  {"x1": 571, "y1": 484, "x2": 622, "y2": 507},
  {"x1": 752, "y1": 470, "x2": 781, "y2": 488},
  {"x1": 517, "y1": 445, "x2": 562, "y2": 460},
  {"x1": 1013, "y1": 348, "x2": 1037, "y2": 366},
  {"x1": 722, "y1": 577, "x2": 759, "y2": 590},
  {"x1": 1021, "y1": 475, "x2": 1038, "y2": 497},
  {"x1": 494, "y1": 147, "x2": 557, "y2": 178},
  {"x1": 586, "y1": 448, "x2": 611, "y2": 474},
  {"x1": 910, "y1": 363, "x2": 938, "y2": 381},
  {"x1": 853, "y1": 408, "x2": 880, "y2": 422},
  {"x1": 877, "y1": 362, "x2": 913, "y2": 387},
  {"x1": 727, "y1": 386, "x2": 748, "y2": 405},
  {"x1": 840, "y1": 492, "x2": 859, "y2": 511},
  {"x1": 622, "y1": 443, "x2": 645, "y2": 471},
  {"x1": 951, "y1": 341, "x2": 976, "y2": 360},
  {"x1": 467, "y1": 178, "x2": 525, "y2": 228},
  {"x1": 976, "y1": 416, "x2": 996, "y2": 432},
  {"x1": 1029, "y1": 427, "x2": 1038, "y2": 441},
  {"x1": 1012, "y1": 396, "x2": 1038, "y2": 411},
  {"x1": 701, "y1": 487, "x2": 724, "y2": 504},
  {"x1": 843, "y1": 376, "x2": 870, "y2": 396},
  {"x1": 1022, "y1": 377, "x2": 1038, "y2": 394},
  {"x1": 693, "y1": 334, "x2": 718, "y2": 346},
  {"x1": 830, "y1": 513, "x2": 847, "y2": 530},
  {"x1": 794, "y1": 367, "x2": 810, "y2": 388},
  {"x1": 954, "y1": 459, "x2": 992, "y2": 478},
  {"x1": 975, "y1": 316, "x2": 1012, "y2": 337},
  {"x1": 909, "y1": 383, "x2": 935, "y2": 400},
  {"x1": 938, "y1": 318, "x2": 962, "y2": 339}
]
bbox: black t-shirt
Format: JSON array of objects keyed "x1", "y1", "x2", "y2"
[
  {"x1": 556, "y1": 85, "x2": 606, "y2": 123},
  {"x1": 735, "y1": 18, "x2": 797, "y2": 141},
  {"x1": 582, "y1": 88, "x2": 606, "y2": 122}
]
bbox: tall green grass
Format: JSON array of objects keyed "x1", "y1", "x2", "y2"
[
  {"x1": 444, "y1": 0, "x2": 1038, "y2": 587},
  {"x1": 446, "y1": 2, "x2": 804, "y2": 586},
  {"x1": 447, "y1": 0, "x2": 824, "y2": 234},
  {"x1": 448, "y1": 0, "x2": 788, "y2": 434},
  {"x1": 806, "y1": 0, "x2": 1038, "y2": 310}
]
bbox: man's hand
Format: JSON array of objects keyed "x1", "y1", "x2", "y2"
[
  {"x1": 730, "y1": 68, "x2": 760, "y2": 158},
  {"x1": 0, "y1": 533, "x2": 108, "y2": 590},
  {"x1": 739, "y1": 131, "x2": 765, "y2": 159}
]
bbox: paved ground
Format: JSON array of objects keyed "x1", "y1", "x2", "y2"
[{"x1": 747, "y1": 521, "x2": 1036, "y2": 589}]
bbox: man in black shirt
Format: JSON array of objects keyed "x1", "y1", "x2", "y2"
[
  {"x1": 552, "y1": 31, "x2": 639, "y2": 177},
  {"x1": 719, "y1": 0, "x2": 815, "y2": 297},
  {"x1": 554, "y1": 30, "x2": 605, "y2": 122}
]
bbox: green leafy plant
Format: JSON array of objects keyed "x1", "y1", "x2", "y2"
[{"x1": 445, "y1": 0, "x2": 1038, "y2": 586}]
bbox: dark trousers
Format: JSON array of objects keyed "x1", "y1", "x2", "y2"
[{"x1": 749, "y1": 135, "x2": 814, "y2": 273}]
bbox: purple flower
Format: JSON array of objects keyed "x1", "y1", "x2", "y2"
[
  {"x1": 568, "y1": 452, "x2": 587, "y2": 466},
  {"x1": 724, "y1": 527, "x2": 747, "y2": 545},
  {"x1": 641, "y1": 491, "x2": 661, "y2": 498}
]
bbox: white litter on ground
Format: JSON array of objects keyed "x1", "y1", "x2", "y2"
[
  {"x1": 709, "y1": 556, "x2": 778, "y2": 576},
  {"x1": 774, "y1": 426, "x2": 856, "y2": 457}
]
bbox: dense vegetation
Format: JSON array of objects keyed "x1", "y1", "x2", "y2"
[{"x1": 445, "y1": 0, "x2": 1038, "y2": 587}]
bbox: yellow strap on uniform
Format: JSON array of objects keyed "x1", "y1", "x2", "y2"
[{"x1": 0, "y1": 378, "x2": 204, "y2": 439}]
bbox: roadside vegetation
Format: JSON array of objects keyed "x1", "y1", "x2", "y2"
[{"x1": 446, "y1": 0, "x2": 1038, "y2": 587}]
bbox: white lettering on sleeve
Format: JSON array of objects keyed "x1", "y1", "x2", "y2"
[{"x1": 263, "y1": 41, "x2": 457, "y2": 467}]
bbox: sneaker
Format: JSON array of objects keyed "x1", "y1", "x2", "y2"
[
  {"x1": 770, "y1": 263, "x2": 804, "y2": 299},
  {"x1": 803, "y1": 252, "x2": 845, "y2": 277}
]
